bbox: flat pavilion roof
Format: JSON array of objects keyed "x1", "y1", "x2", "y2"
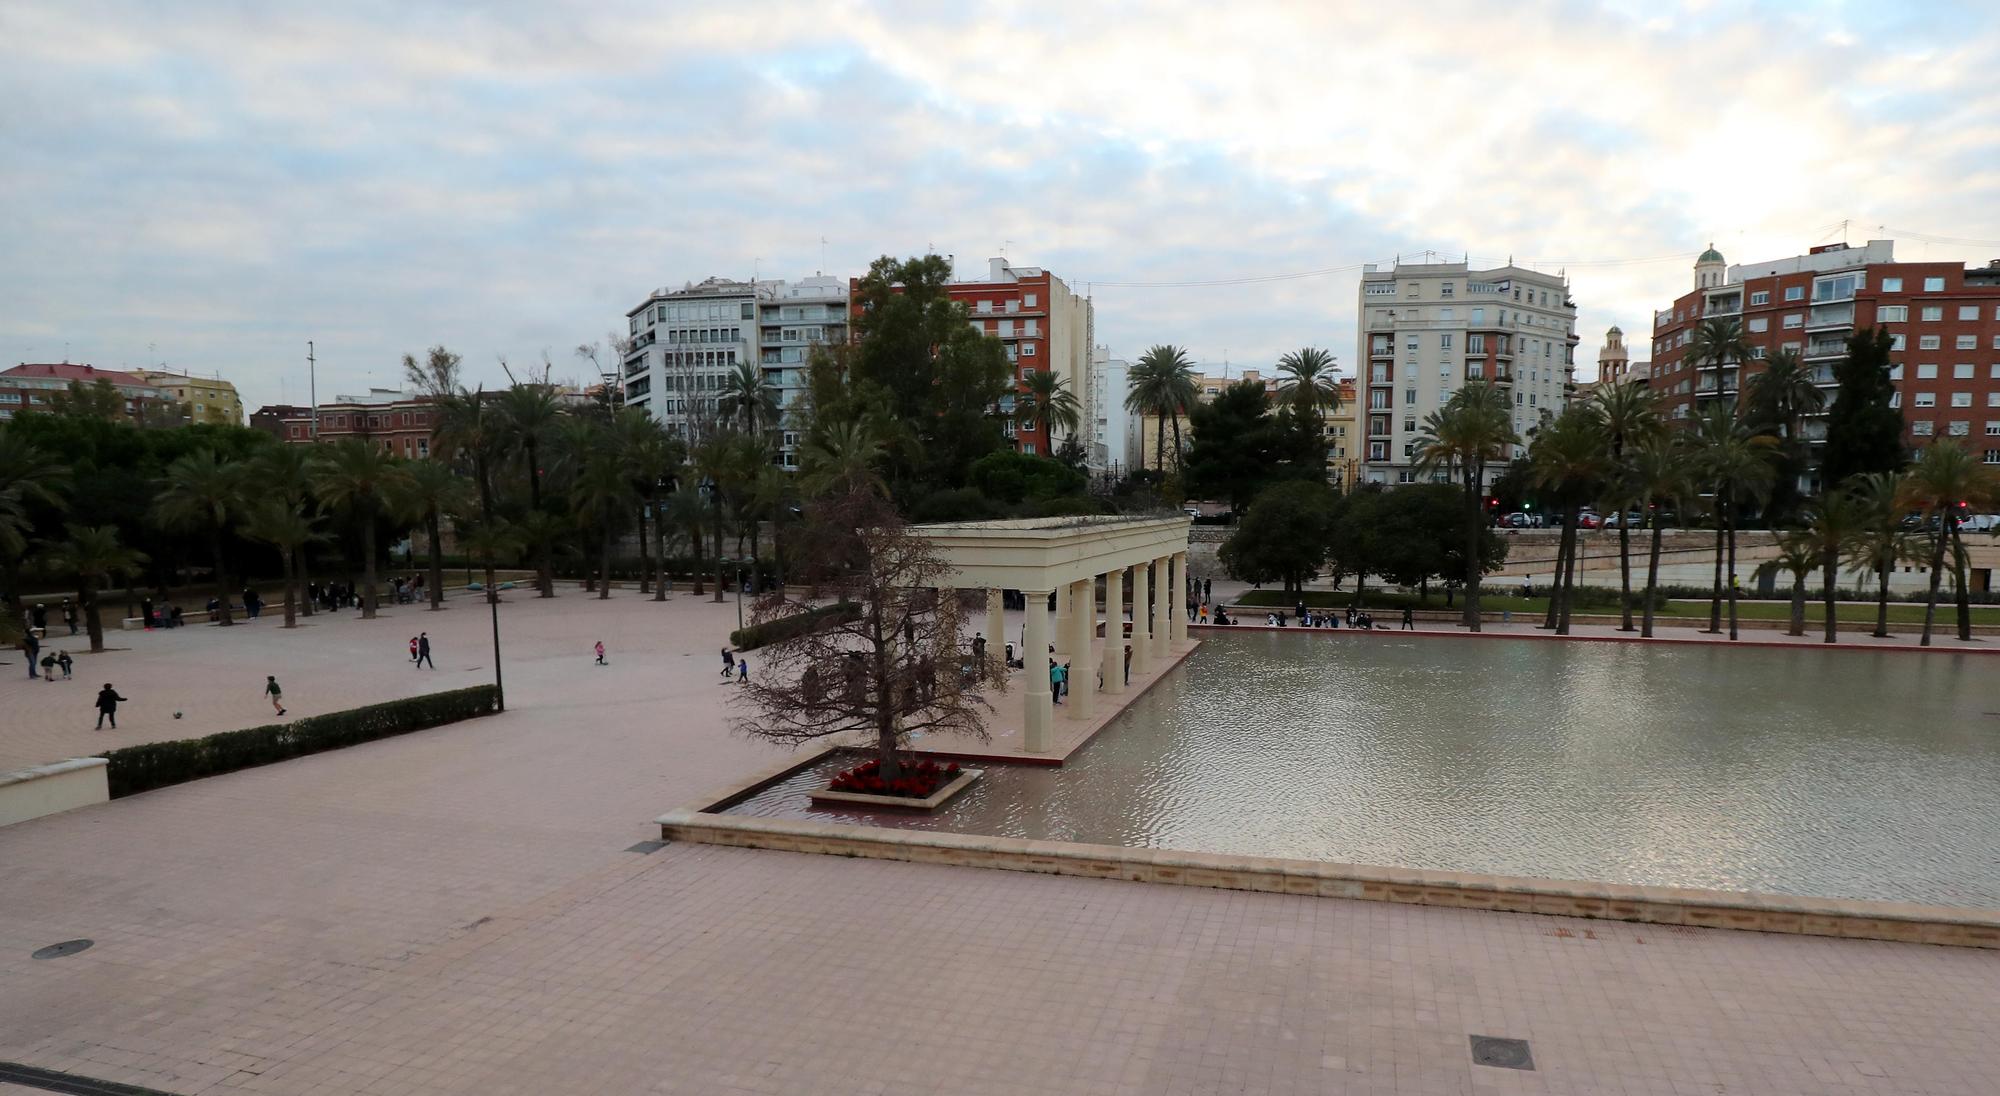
[{"x1": 909, "y1": 515, "x2": 1190, "y2": 593}]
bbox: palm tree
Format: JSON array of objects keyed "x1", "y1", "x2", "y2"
[
  {"x1": 1688, "y1": 317, "x2": 1752, "y2": 410},
  {"x1": 1799, "y1": 490, "x2": 1865, "y2": 643},
  {"x1": 46, "y1": 523, "x2": 147, "y2": 652},
  {"x1": 1528, "y1": 405, "x2": 1610, "y2": 634},
  {"x1": 1845, "y1": 472, "x2": 1914, "y2": 638},
  {"x1": 568, "y1": 426, "x2": 636, "y2": 601},
  {"x1": 153, "y1": 449, "x2": 246, "y2": 625},
  {"x1": 388, "y1": 460, "x2": 469, "y2": 610},
  {"x1": 1686, "y1": 404, "x2": 1777, "y2": 640},
  {"x1": 311, "y1": 440, "x2": 404, "y2": 619},
  {"x1": 1589, "y1": 381, "x2": 1666, "y2": 631},
  {"x1": 1627, "y1": 441, "x2": 1694, "y2": 638},
  {"x1": 718, "y1": 362, "x2": 780, "y2": 436},
  {"x1": 801, "y1": 419, "x2": 886, "y2": 499},
  {"x1": 1275, "y1": 347, "x2": 1342, "y2": 424},
  {"x1": 1760, "y1": 532, "x2": 1819, "y2": 637},
  {"x1": 1744, "y1": 348, "x2": 1825, "y2": 442},
  {"x1": 240, "y1": 501, "x2": 323, "y2": 628},
  {"x1": 0, "y1": 430, "x2": 69, "y2": 620},
  {"x1": 662, "y1": 480, "x2": 709, "y2": 595},
  {"x1": 251, "y1": 444, "x2": 321, "y2": 617},
  {"x1": 434, "y1": 386, "x2": 505, "y2": 542},
  {"x1": 691, "y1": 432, "x2": 746, "y2": 603},
  {"x1": 1896, "y1": 441, "x2": 2000, "y2": 645},
  {"x1": 1413, "y1": 381, "x2": 1519, "y2": 630},
  {"x1": 496, "y1": 381, "x2": 563, "y2": 511},
  {"x1": 1128, "y1": 344, "x2": 1198, "y2": 473},
  {"x1": 455, "y1": 516, "x2": 523, "y2": 625},
  {"x1": 619, "y1": 412, "x2": 681, "y2": 600},
  {"x1": 1015, "y1": 369, "x2": 1082, "y2": 448}
]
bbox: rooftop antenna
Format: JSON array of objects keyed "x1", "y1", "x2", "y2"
[
  {"x1": 819, "y1": 235, "x2": 827, "y2": 277},
  {"x1": 307, "y1": 341, "x2": 319, "y2": 438}
]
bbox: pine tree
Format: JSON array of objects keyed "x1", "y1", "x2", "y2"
[{"x1": 1820, "y1": 327, "x2": 1905, "y2": 488}]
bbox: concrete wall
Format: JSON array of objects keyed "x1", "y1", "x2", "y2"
[{"x1": 0, "y1": 758, "x2": 108, "y2": 828}]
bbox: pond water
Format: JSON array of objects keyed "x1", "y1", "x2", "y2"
[{"x1": 726, "y1": 632, "x2": 2000, "y2": 907}]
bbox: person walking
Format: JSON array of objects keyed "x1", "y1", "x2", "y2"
[
  {"x1": 40, "y1": 652, "x2": 57, "y2": 680},
  {"x1": 94, "y1": 683, "x2": 126, "y2": 730},
  {"x1": 594, "y1": 640, "x2": 607, "y2": 666},
  {"x1": 736, "y1": 657, "x2": 748, "y2": 684},
  {"x1": 23, "y1": 629, "x2": 40, "y2": 679},
  {"x1": 57, "y1": 649, "x2": 73, "y2": 679},
  {"x1": 265, "y1": 675, "x2": 286, "y2": 716},
  {"x1": 409, "y1": 636, "x2": 420, "y2": 663},
  {"x1": 720, "y1": 647, "x2": 734, "y2": 677},
  {"x1": 416, "y1": 632, "x2": 434, "y2": 669},
  {"x1": 62, "y1": 599, "x2": 78, "y2": 636},
  {"x1": 1401, "y1": 606, "x2": 1414, "y2": 630}
]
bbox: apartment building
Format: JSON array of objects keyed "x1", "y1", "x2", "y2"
[
  {"x1": 1356, "y1": 261, "x2": 1579, "y2": 486},
  {"x1": 1649, "y1": 241, "x2": 2000, "y2": 471},
  {"x1": 620, "y1": 275, "x2": 850, "y2": 467},
  {"x1": 0, "y1": 362, "x2": 178, "y2": 425},
  {"x1": 1325, "y1": 377, "x2": 1360, "y2": 489},
  {"x1": 276, "y1": 389, "x2": 436, "y2": 459},
  {"x1": 132, "y1": 368, "x2": 244, "y2": 425},
  {"x1": 943, "y1": 258, "x2": 1095, "y2": 462},
  {"x1": 1088, "y1": 346, "x2": 1139, "y2": 474}
]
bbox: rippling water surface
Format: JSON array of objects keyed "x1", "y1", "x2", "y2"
[{"x1": 727, "y1": 633, "x2": 2000, "y2": 906}]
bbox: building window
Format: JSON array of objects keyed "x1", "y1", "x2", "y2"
[
  {"x1": 1956, "y1": 363, "x2": 1975, "y2": 379},
  {"x1": 1783, "y1": 314, "x2": 1803, "y2": 329},
  {"x1": 1440, "y1": 282, "x2": 1454, "y2": 297},
  {"x1": 1924, "y1": 277, "x2": 1945, "y2": 292},
  {"x1": 1022, "y1": 343, "x2": 1036, "y2": 356},
  {"x1": 1785, "y1": 286, "x2": 1804, "y2": 301},
  {"x1": 1748, "y1": 318, "x2": 1768, "y2": 332},
  {"x1": 1989, "y1": 422, "x2": 2000, "y2": 436},
  {"x1": 1471, "y1": 308, "x2": 1485, "y2": 325},
  {"x1": 1917, "y1": 363, "x2": 1938, "y2": 379},
  {"x1": 976, "y1": 300, "x2": 992, "y2": 314},
  {"x1": 1023, "y1": 293, "x2": 1037, "y2": 307},
  {"x1": 1957, "y1": 335, "x2": 1979, "y2": 350},
  {"x1": 1404, "y1": 388, "x2": 1417, "y2": 403},
  {"x1": 1912, "y1": 420, "x2": 1933, "y2": 435},
  {"x1": 1881, "y1": 277, "x2": 1903, "y2": 292},
  {"x1": 1959, "y1": 306, "x2": 1981, "y2": 321},
  {"x1": 1922, "y1": 306, "x2": 1943, "y2": 321},
  {"x1": 1986, "y1": 450, "x2": 2000, "y2": 464},
  {"x1": 1750, "y1": 290, "x2": 1769, "y2": 305},
  {"x1": 1949, "y1": 421, "x2": 1970, "y2": 436},
  {"x1": 1952, "y1": 393, "x2": 1973, "y2": 407},
  {"x1": 1890, "y1": 365, "x2": 1905, "y2": 380},
  {"x1": 1920, "y1": 335, "x2": 1942, "y2": 350},
  {"x1": 1914, "y1": 392, "x2": 1936, "y2": 407},
  {"x1": 1877, "y1": 305, "x2": 1907, "y2": 323},
  {"x1": 1890, "y1": 335, "x2": 1907, "y2": 351}
]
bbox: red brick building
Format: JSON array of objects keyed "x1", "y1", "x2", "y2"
[
  {"x1": 1650, "y1": 241, "x2": 2000, "y2": 473},
  {"x1": 276, "y1": 389, "x2": 437, "y2": 459}
]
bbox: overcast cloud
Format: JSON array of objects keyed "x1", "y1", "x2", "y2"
[{"x1": 4, "y1": 0, "x2": 1998, "y2": 410}]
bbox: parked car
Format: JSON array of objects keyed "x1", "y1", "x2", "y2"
[
  {"x1": 1964, "y1": 513, "x2": 2000, "y2": 533},
  {"x1": 1499, "y1": 511, "x2": 1537, "y2": 529},
  {"x1": 1599, "y1": 511, "x2": 1646, "y2": 528},
  {"x1": 1575, "y1": 512, "x2": 1604, "y2": 530}
]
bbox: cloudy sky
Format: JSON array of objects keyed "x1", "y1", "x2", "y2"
[{"x1": 4, "y1": 0, "x2": 1999, "y2": 412}]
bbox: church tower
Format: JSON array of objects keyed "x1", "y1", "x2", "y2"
[{"x1": 1694, "y1": 243, "x2": 1726, "y2": 290}]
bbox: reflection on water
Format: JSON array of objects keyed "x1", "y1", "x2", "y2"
[{"x1": 726, "y1": 632, "x2": 2000, "y2": 906}]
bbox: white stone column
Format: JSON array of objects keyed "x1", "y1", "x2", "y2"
[
  {"x1": 1172, "y1": 551, "x2": 1191, "y2": 646},
  {"x1": 985, "y1": 588, "x2": 1005, "y2": 681},
  {"x1": 1101, "y1": 567, "x2": 1125, "y2": 694},
  {"x1": 1067, "y1": 577, "x2": 1095, "y2": 719},
  {"x1": 1053, "y1": 582, "x2": 1072, "y2": 657},
  {"x1": 935, "y1": 587, "x2": 959, "y2": 697},
  {"x1": 1022, "y1": 590, "x2": 1052, "y2": 753},
  {"x1": 1152, "y1": 556, "x2": 1172, "y2": 658},
  {"x1": 1130, "y1": 562, "x2": 1152, "y2": 674}
]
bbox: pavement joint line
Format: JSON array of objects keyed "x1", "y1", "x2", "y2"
[{"x1": 0, "y1": 1062, "x2": 185, "y2": 1096}]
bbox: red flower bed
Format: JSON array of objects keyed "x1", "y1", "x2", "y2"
[{"x1": 827, "y1": 757, "x2": 962, "y2": 799}]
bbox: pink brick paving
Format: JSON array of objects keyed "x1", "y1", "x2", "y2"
[{"x1": 1, "y1": 589, "x2": 1995, "y2": 1095}]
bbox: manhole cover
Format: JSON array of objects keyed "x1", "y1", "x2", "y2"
[
  {"x1": 1469, "y1": 1034, "x2": 1534, "y2": 1070},
  {"x1": 31, "y1": 939, "x2": 93, "y2": 960}
]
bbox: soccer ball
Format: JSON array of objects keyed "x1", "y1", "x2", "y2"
[{"x1": 173, "y1": 711, "x2": 183, "y2": 719}]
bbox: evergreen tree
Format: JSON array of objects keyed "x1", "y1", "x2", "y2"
[{"x1": 1820, "y1": 327, "x2": 1905, "y2": 488}]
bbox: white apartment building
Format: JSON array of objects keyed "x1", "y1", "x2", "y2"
[
  {"x1": 1355, "y1": 260, "x2": 1579, "y2": 486},
  {"x1": 1088, "y1": 346, "x2": 1137, "y2": 474},
  {"x1": 622, "y1": 275, "x2": 850, "y2": 467}
]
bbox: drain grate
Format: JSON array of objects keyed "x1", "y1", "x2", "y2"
[
  {"x1": 624, "y1": 840, "x2": 666, "y2": 854},
  {"x1": 1469, "y1": 1035, "x2": 1534, "y2": 1070},
  {"x1": 30, "y1": 940, "x2": 93, "y2": 960},
  {"x1": 0, "y1": 1061, "x2": 184, "y2": 1095}
]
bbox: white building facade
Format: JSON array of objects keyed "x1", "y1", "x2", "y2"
[
  {"x1": 1088, "y1": 346, "x2": 1136, "y2": 474},
  {"x1": 1355, "y1": 260, "x2": 1579, "y2": 486}
]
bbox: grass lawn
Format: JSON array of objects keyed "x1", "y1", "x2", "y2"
[{"x1": 1233, "y1": 587, "x2": 1999, "y2": 624}]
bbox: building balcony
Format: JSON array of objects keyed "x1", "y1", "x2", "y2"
[{"x1": 1804, "y1": 341, "x2": 1848, "y2": 360}]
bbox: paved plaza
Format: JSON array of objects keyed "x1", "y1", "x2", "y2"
[{"x1": 2, "y1": 589, "x2": 1998, "y2": 1094}]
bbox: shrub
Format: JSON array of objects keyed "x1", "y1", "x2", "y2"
[
  {"x1": 729, "y1": 601, "x2": 861, "y2": 651},
  {"x1": 828, "y1": 756, "x2": 960, "y2": 798},
  {"x1": 104, "y1": 685, "x2": 499, "y2": 797}
]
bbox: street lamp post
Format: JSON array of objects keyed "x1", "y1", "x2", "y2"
[{"x1": 488, "y1": 580, "x2": 505, "y2": 712}]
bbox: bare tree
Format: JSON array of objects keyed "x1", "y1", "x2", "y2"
[{"x1": 730, "y1": 491, "x2": 995, "y2": 781}]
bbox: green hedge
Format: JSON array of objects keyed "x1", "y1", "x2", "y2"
[
  {"x1": 104, "y1": 685, "x2": 500, "y2": 798},
  {"x1": 730, "y1": 602, "x2": 860, "y2": 651}
]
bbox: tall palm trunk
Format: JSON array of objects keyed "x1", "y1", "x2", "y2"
[
  {"x1": 1706, "y1": 508, "x2": 1724, "y2": 633},
  {"x1": 1555, "y1": 509, "x2": 1579, "y2": 635},
  {"x1": 209, "y1": 529, "x2": 234, "y2": 625},
  {"x1": 637, "y1": 502, "x2": 651, "y2": 594},
  {"x1": 1462, "y1": 463, "x2": 1483, "y2": 631},
  {"x1": 528, "y1": 439, "x2": 553, "y2": 598},
  {"x1": 360, "y1": 516, "x2": 378, "y2": 619},
  {"x1": 1541, "y1": 522, "x2": 1567, "y2": 630},
  {"x1": 711, "y1": 498, "x2": 726, "y2": 604},
  {"x1": 1642, "y1": 519, "x2": 1664, "y2": 638},
  {"x1": 652, "y1": 493, "x2": 669, "y2": 601},
  {"x1": 1153, "y1": 416, "x2": 1164, "y2": 475},
  {"x1": 1724, "y1": 503, "x2": 1740, "y2": 641},
  {"x1": 1919, "y1": 522, "x2": 1947, "y2": 646},
  {"x1": 1787, "y1": 574, "x2": 1806, "y2": 636},
  {"x1": 1873, "y1": 558, "x2": 1892, "y2": 637},
  {"x1": 297, "y1": 544, "x2": 314, "y2": 618},
  {"x1": 1616, "y1": 518, "x2": 1634, "y2": 631},
  {"x1": 1169, "y1": 414, "x2": 1184, "y2": 474},
  {"x1": 1952, "y1": 524, "x2": 1973, "y2": 641},
  {"x1": 278, "y1": 544, "x2": 297, "y2": 628},
  {"x1": 598, "y1": 517, "x2": 613, "y2": 600},
  {"x1": 1820, "y1": 545, "x2": 1838, "y2": 644},
  {"x1": 82, "y1": 578, "x2": 105, "y2": 653},
  {"x1": 425, "y1": 511, "x2": 445, "y2": 610}
]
